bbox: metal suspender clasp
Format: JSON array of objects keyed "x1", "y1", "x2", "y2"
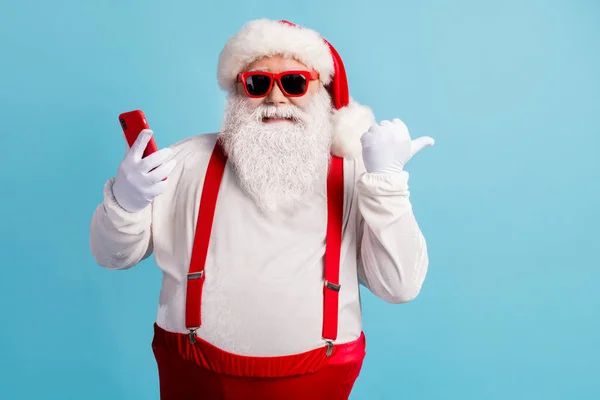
[
  {"x1": 188, "y1": 327, "x2": 199, "y2": 344},
  {"x1": 188, "y1": 271, "x2": 204, "y2": 280},
  {"x1": 186, "y1": 271, "x2": 203, "y2": 345},
  {"x1": 324, "y1": 280, "x2": 339, "y2": 357},
  {"x1": 325, "y1": 340, "x2": 334, "y2": 357},
  {"x1": 324, "y1": 280, "x2": 341, "y2": 292}
]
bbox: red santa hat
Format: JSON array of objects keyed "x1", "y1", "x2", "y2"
[{"x1": 217, "y1": 18, "x2": 376, "y2": 159}]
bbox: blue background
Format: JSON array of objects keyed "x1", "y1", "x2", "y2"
[{"x1": 1, "y1": 0, "x2": 598, "y2": 399}]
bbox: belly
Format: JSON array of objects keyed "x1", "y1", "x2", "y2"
[{"x1": 197, "y1": 270, "x2": 325, "y2": 356}]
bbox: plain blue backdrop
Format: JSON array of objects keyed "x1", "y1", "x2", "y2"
[{"x1": 1, "y1": 0, "x2": 599, "y2": 399}]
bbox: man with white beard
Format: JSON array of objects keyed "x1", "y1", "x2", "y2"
[
  {"x1": 218, "y1": 69, "x2": 334, "y2": 213},
  {"x1": 90, "y1": 19, "x2": 434, "y2": 400}
]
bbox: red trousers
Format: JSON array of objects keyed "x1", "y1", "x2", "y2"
[{"x1": 152, "y1": 324, "x2": 366, "y2": 400}]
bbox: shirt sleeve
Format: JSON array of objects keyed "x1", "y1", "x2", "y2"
[
  {"x1": 89, "y1": 177, "x2": 153, "y2": 270},
  {"x1": 354, "y1": 160, "x2": 429, "y2": 303}
]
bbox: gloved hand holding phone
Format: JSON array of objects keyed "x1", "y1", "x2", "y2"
[{"x1": 112, "y1": 129, "x2": 176, "y2": 213}]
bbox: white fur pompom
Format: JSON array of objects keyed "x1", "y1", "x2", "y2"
[{"x1": 330, "y1": 99, "x2": 376, "y2": 159}]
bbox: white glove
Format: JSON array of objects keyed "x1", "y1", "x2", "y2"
[
  {"x1": 112, "y1": 129, "x2": 176, "y2": 213},
  {"x1": 361, "y1": 119, "x2": 434, "y2": 174}
]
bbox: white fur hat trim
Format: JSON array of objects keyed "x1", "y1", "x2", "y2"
[{"x1": 217, "y1": 19, "x2": 335, "y2": 92}]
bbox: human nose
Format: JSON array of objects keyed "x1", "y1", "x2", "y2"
[{"x1": 266, "y1": 80, "x2": 289, "y2": 105}]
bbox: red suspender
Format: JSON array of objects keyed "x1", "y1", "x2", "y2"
[
  {"x1": 185, "y1": 141, "x2": 345, "y2": 352},
  {"x1": 184, "y1": 141, "x2": 227, "y2": 343},
  {"x1": 322, "y1": 154, "x2": 344, "y2": 347}
]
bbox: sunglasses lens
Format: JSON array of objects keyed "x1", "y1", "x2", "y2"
[
  {"x1": 245, "y1": 75, "x2": 271, "y2": 96},
  {"x1": 280, "y1": 74, "x2": 307, "y2": 95}
]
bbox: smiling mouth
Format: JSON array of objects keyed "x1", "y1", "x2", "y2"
[{"x1": 262, "y1": 116, "x2": 295, "y2": 123}]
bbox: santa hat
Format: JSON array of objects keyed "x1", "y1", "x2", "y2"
[{"x1": 217, "y1": 18, "x2": 376, "y2": 159}]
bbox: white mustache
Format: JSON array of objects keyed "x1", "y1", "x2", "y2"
[{"x1": 254, "y1": 104, "x2": 307, "y2": 124}]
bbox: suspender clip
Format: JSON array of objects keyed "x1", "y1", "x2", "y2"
[
  {"x1": 324, "y1": 281, "x2": 341, "y2": 292},
  {"x1": 325, "y1": 340, "x2": 334, "y2": 357},
  {"x1": 188, "y1": 327, "x2": 199, "y2": 344},
  {"x1": 188, "y1": 271, "x2": 204, "y2": 280}
]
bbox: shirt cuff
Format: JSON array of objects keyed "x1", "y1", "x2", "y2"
[
  {"x1": 357, "y1": 171, "x2": 410, "y2": 197},
  {"x1": 102, "y1": 178, "x2": 151, "y2": 223}
]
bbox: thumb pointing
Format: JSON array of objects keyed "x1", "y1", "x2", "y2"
[{"x1": 410, "y1": 136, "x2": 435, "y2": 158}]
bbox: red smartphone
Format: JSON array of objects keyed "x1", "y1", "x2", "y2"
[{"x1": 118, "y1": 110, "x2": 158, "y2": 158}]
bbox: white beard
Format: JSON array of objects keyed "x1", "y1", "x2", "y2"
[{"x1": 218, "y1": 87, "x2": 333, "y2": 213}]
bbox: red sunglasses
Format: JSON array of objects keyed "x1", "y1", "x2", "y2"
[{"x1": 237, "y1": 70, "x2": 319, "y2": 98}]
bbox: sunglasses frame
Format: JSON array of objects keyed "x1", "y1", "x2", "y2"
[{"x1": 237, "y1": 70, "x2": 320, "y2": 98}]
